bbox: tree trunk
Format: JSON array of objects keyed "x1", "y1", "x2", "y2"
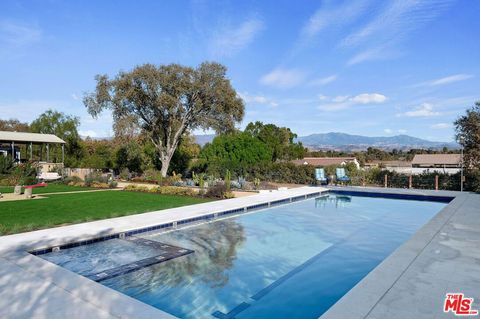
[
  {"x1": 160, "y1": 156, "x2": 171, "y2": 177},
  {"x1": 159, "y1": 148, "x2": 176, "y2": 177}
]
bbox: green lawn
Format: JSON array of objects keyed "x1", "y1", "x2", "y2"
[
  {"x1": 0, "y1": 183, "x2": 94, "y2": 194},
  {"x1": 0, "y1": 190, "x2": 210, "y2": 235}
]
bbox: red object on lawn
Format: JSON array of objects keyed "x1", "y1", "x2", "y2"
[{"x1": 24, "y1": 183, "x2": 48, "y2": 189}]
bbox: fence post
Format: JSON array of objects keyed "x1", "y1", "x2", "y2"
[
  {"x1": 384, "y1": 174, "x2": 388, "y2": 188},
  {"x1": 435, "y1": 175, "x2": 439, "y2": 191},
  {"x1": 409, "y1": 175, "x2": 412, "y2": 189}
]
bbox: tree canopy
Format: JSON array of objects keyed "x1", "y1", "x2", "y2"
[
  {"x1": 30, "y1": 110, "x2": 82, "y2": 166},
  {"x1": 84, "y1": 62, "x2": 244, "y2": 176},
  {"x1": 198, "y1": 132, "x2": 272, "y2": 177},
  {"x1": 0, "y1": 119, "x2": 30, "y2": 132},
  {"x1": 455, "y1": 101, "x2": 480, "y2": 168},
  {"x1": 245, "y1": 121, "x2": 305, "y2": 161}
]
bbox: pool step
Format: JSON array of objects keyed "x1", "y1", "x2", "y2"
[{"x1": 85, "y1": 238, "x2": 193, "y2": 282}]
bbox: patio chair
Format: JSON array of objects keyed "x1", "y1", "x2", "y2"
[
  {"x1": 336, "y1": 167, "x2": 350, "y2": 183},
  {"x1": 314, "y1": 168, "x2": 327, "y2": 185}
]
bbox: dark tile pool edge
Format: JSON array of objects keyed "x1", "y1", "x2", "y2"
[
  {"x1": 329, "y1": 189, "x2": 454, "y2": 203},
  {"x1": 29, "y1": 190, "x2": 327, "y2": 256}
]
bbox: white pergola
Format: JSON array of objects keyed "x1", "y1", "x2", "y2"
[{"x1": 0, "y1": 131, "x2": 66, "y2": 163}]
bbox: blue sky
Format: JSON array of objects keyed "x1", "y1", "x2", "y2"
[{"x1": 0, "y1": 0, "x2": 479, "y2": 142}]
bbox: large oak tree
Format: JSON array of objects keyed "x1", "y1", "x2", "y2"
[
  {"x1": 84, "y1": 62, "x2": 244, "y2": 176},
  {"x1": 455, "y1": 101, "x2": 480, "y2": 169}
]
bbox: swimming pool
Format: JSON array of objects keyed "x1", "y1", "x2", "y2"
[{"x1": 39, "y1": 193, "x2": 447, "y2": 318}]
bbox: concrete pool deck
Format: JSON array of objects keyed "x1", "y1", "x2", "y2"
[
  {"x1": 321, "y1": 187, "x2": 480, "y2": 319},
  {"x1": 0, "y1": 186, "x2": 478, "y2": 318}
]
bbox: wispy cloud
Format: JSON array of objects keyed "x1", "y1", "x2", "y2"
[
  {"x1": 342, "y1": 0, "x2": 454, "y2": 47},
  {"x1": 260, "y1": 68, "x2": 306, "y2": 89},
  {"x1": 431, "y1": 123, "x2": 451, "y2": 129},
  {"x1": 300, "y1": 0, "x2": 370, "y2": 41},
  {"x1": 308, "y1": 74, "x2": 338, "y2": 86},
  {"x1": 417, "y1": 74, "x2": 474, "y2": 87},
  {"x1": 346, "y1": 44, "x2": 402, "y2": 65},
  {"x1": 343, "y1": 0, "x2": 455, "y2": 64},
  {"x1": 384, "y1": 128, "x2": 393, "y2": 134},
  {"x1": 238, "y1": 92, "x2": 278, "y2": 107},
  {"x1": 209, "y1": 17, "x2": 264, "y2": 57},
  {"x1": 0, "y1": 20, "x2": 42, "y2": 58},
  {"x1": 397, "y1": 103, "x2": 441, "y2": 117},
  {"x1": 398, "y1": 129, "x2": 407, "y2": 134},
  {"x1": 318, "y1": 93, "x2": 387, "y2": 111}
]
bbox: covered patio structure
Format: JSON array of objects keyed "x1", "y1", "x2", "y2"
[{"x1": 0, "y1": 131, "x2": 66, "y2": 167}]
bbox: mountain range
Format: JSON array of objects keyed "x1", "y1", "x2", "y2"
[{"x1": 195, "y1": 132, "x2": 458, "y2": 151}]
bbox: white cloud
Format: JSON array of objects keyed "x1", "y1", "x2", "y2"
[
  {"x1": 332, "y1": 95, "x2": 350, "y2": 103},
  {"x1": 351, "y1": 93, "x2": 387, "y2": 104},
  {"x1": 318, "y1": 93, "x2": 387, "y2": 111},
  {"x1": 420, "y1": 74, "x2": 474, "y2": 87},
  {"x1": 398, "y1": 103, "x2": 441, "y2": 117},
  {"x1": 431, "y1": 123, "x2": 451, "y2": 129},
  {"x1": 309, "y1": 74, "x2": 338, "y2": 86},
  {"x1": 398, "y1": 129, "x2": 407, "y2": 134},
  {"x1": 260, "y1": 68, "x2": 306, "y2": 89},
  {"x1": 384, "y1": 128, "x2": 393, "y2": 134},
  {"x1": 238, "y1": 92, "x2": 278, "y2": 107},
  {"x1": 78, "y1": 130, "x2": 98, "y2": 138},
  {"x1": 209, "y1": 17, "x2": 264, "y2": 57},
  {"x1": 71, "y1": 94, "x2": 80, "y2": 101}
]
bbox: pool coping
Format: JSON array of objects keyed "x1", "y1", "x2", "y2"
[
  {"x1": 320, "y1": 186, "x2": 477, "y2": 319},
  {"x1": 0, "y1": 186, "x2": 474, "y2": 319},
  {"x1": 0, "y1": 186, "x2": 327, "y2": 319}
]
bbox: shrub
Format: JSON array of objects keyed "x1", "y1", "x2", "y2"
[
  {"x1": 123, "y1": 185, "x2": 197, "y2": 197},
  {"x1": 246, "y1": 162, "x2": 316, "y2": 185},
  {"x1": 63, "y1": 176, "x2": 83, "y2": 185},
  {"x1": 119, "y1": 168, "x2": 130, "y2": 181},
  {"x1": 0, "y1": 156, "x2": 14, "y2": 175},
  {"x1": 205, "y1": 183, "x2": 228, "y2": 199},
  {"x1": 230, "y1": 180, "x2": 241, "y2": 189},
  {"x1": 143, "y1": 169, "x2": 162, "y2": 182},
  {"x1": 9, "y1": 161, "x2": 38, "y2": 186},
  {"x1": 91, "y1": 181, "x2": 109, "y2": 188},
  {"x1": 84, "y1": 172, "x2": 108, "y2": 187}
]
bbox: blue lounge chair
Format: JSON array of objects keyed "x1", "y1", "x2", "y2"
[
  {"x1": 315, "y1": 168, "x2": 327, "y2": 184},
  {"x1": 336, "y1": 167, "x2": 350, "y2": 183}
]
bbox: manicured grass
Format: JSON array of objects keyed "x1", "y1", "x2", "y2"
[
  {"x1": 0, "y1": 190, "x2": 210, "y2": 235},
  {"x1": 0, "y1": 183, "x2": 94, "y2": 194}
]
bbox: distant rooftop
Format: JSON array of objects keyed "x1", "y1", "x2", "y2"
[
  {"x1": 0, "y1": 131, "x2": 66, "y2": 144},
  {"x1": 411, "y1": 154, "x2": 461, "y2": 166}
]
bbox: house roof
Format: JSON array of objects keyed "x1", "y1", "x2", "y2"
[
  {"x1": 0, "y1": 131, "x2": 66, "y2": 144},
  {"x1": 411, "y1": 154, "x2": 461, "y2": 165},
  {"x1": 292, "y1": 157, "x2": 357, "y2": 166}
]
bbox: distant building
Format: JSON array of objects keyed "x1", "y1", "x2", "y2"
[
  {"x1": 411, "y1": 154, "x2": 461, "y2": 174},
  {"x1": 0, "y1": 131, "x2": 66, "y2": 176},
  {"x1": 292, "y1": 157, "x2": 360, "y2": 169},
  {"x1": 364, "y1": 160, "x2": 412, "y2": 174}
]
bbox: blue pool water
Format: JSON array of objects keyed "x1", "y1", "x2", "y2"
[{"x1": 40, "y1": 194, "x2": 447, "y2": 318}]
